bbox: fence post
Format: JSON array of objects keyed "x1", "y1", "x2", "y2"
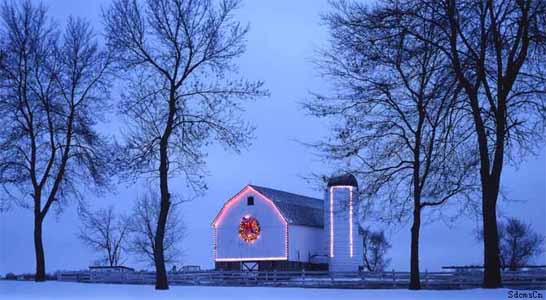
[
  {"x1": 274, "y1": 269, "x2": 277, "y2": 283},
  {"x1": 302, "y1": 269, "x2": 306, "y2": 287},
  {"x1": 392, "y1": 269, "x2": 396, "y2": 287},
  {"x1": 425, "y1": 269, "x2": 428, "y2": 288},
  {"x1": 359, "y1": 268, "x2": 364, "y2": 284}
]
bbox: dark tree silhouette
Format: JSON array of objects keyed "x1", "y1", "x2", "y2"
[
  {"x1": 103, "y1": 0, "x2": 267, "y2": 289},
  {"x1": 499, "y1": 218, "x2": 544, "y2": 271},
  {"x1": 128, "y1": 190, "x2": 185, "y2": 267},
  {"x1": 392, "y1": 0, "x2": 546, "y2": 288},
  {"x1": 307, "y1": 1, "x2": 477, "y2": 289},
  {"x1": 478, "y1": 218, "x2": 545, "y2": 271},
  {"x1": 0, "y1": 1, "x2": 113, "y2": 281},
  {"x1": 361, "y1": 228, "x2": 391, "y2": 272},
  {"x1": 78, "y1": 207, "x2": 130, "y2": 267}
]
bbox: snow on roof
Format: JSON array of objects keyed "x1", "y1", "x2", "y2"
[{"x1": 249, "y1": 185, "x2": 324, "y2": 228}]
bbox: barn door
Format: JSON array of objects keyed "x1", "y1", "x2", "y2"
[{"x1": 241, "y1": 262, "x2": 258, "y2": 272}]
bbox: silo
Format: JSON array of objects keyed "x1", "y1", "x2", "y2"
[{"x1": 324, "y1": 174, "x2": 363, "y2": 272}]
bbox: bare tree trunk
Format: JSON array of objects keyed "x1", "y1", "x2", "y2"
[
  {"x1": 33, "y1": 204, "x2": 45, "y2": 282},
  {"x1": 472, "y1": 92, "x2": 503, "y2": 288},
  {"x1": 482, "y1": 184, "x2": 502, "y2": 288},
  {"x1": 155, "y1": 142, "x2": 171, "y2": 290},
  {"x1": 481, "y1": 91, "x2": 506, "y2": 288},
  {"x1": 154, "y1": 91, "x2": 175, "y2": 290},
  {"x1": 154, "y1": 195, "x2": 170, "y2": 289},
  {"x1": 409, "y1": 203, "x2": 421, "y2": 290}
]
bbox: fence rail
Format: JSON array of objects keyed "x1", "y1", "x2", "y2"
[{"x1": 56, "y1": 269, "x2": 546, "y2": 290}]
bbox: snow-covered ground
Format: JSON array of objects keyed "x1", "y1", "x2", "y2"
[{"x1": 0, "y1": 280, "x2": 528, "y2": 299}]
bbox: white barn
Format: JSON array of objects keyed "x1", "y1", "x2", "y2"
[{"x1": 211, "y1": 175, "x2": 363, "y2": 271}]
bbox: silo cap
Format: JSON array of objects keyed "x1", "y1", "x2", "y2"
[{"x1": 327, "y1": 174, "x2": 358, "y2": 188}]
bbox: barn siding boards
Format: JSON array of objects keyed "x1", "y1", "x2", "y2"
[
  {"x1": 288, "y1": 225, "x2": 324, "y2": 263},
  {"x1": 214, "y1": 188, "x2": 288, "y2": 261}
]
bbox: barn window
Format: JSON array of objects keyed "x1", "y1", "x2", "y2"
[{"x1": 247, "y1": 196, "x2": 254, "y2": 206}]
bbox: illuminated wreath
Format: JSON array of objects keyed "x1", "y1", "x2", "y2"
[{"x1": 239, "y1": 216, "x2": 260, "y2": 243}]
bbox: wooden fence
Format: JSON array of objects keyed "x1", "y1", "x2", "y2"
[{"x1": 56, "y1": 269, "x2": 546, "y2": 290}]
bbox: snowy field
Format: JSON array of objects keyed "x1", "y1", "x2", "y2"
[{"x1": 0, "y1": 281, "x2": 527, "y2": 300}]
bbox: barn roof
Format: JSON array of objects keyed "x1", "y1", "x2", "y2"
[{"x1": 249, "y1": 185, "x2": 324, "y2": 228}]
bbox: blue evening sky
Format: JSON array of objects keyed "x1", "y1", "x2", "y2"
[{"x1": 0, "y1": 0, "x2": 544, "y2": 274}]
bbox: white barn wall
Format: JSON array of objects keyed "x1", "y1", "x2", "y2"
[
  {"x1": 288, "y1": 225, "x2": 324, "y2": 263},
  {"x1": 213, "y1": 182, "x2": 363, "y2": 271},
  {"x1": 214, "y1": 188, "x2": 287, "y2": 261}
]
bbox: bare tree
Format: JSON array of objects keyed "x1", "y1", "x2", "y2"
[
  {"x1": 361, "y1": 228, "x2": 391, "y2": 272},
  {"x1": 478, "y1": 218, "x2": 545, "y2": 271},
  {"x1": 78, "y1": 207, "x2": 130, "y2": 267},
  {"x1": 128, "y1": 190, "x2": 185, "y2": 267},
  {"x1": 0, "y1": 1, "x2": 113, "y2": 281},
  {"x1": 306, "y1": 1, "x2": 477, "y2": 289},
  {"x1": 500, "y1": 218, "x2": 545, "y2": 271},
  {"x1": 390, "y1": 0, "x2": 546, "y2": 288},
  {"x1": 103, "y1": 0, "x2": 267, "y2": 289}
]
